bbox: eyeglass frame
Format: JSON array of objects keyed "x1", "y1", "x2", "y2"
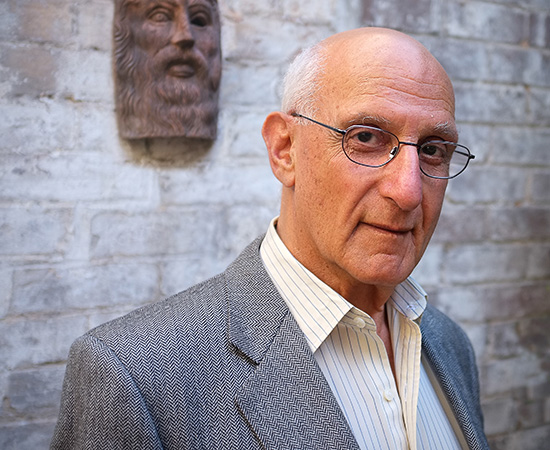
[{"x1": 291, "y1": 113, "x2": 475, "y2": 180}]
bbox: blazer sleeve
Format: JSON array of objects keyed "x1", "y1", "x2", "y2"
[{"x1": 50, "y1": 334, "x2": 163, "y2": 450}]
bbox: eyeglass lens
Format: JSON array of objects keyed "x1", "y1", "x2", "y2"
[{"x1": 342, "y1": 126, "x2": 471, "y2": 179}]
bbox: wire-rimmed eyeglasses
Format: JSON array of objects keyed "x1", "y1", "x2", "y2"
[{"x1": 292, "y1": 113, "x2": 475, "y2": 179}]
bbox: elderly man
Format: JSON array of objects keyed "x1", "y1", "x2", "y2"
[{"x1": 51, "y1": 28, "x2": 488, "y2": 449}]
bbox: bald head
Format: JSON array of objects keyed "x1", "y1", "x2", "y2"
[{"x1": 282, "y1": 27, "x2": 454, "y2": 120}]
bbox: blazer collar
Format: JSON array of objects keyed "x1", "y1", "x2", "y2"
[{"x1": 225, "y1": 237, "x2": 360, "y2": 450}]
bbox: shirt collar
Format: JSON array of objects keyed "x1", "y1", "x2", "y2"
[{"x1": 260, "y1": 217, "x2": 428, "y2": 352}]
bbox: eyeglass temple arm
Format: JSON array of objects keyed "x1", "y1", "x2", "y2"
[{"x1": 291, "y1": 113, "x2": 346, "y2": 135}]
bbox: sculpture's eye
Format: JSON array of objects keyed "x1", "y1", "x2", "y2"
[
  {"x1": 191, "y1": 13, "x2": 209, "y2": 27},
  {"x1": 148, "y1": 8, "x2": 172, "y2": 23}
]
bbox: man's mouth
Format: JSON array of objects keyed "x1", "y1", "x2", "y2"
[{"x1": 363, "y1": 222, "x2": 413, "y2": 236}]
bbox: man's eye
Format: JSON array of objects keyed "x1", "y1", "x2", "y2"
[
  {"x1": 356, "y1": 132, "x2": 375, "y2": 144},
  {"x1": 422, "y1": 144, "x2": 440, "y2": 156},
  {"x1": 419, "y1": 142, "x2": 453, "y2": 164}
]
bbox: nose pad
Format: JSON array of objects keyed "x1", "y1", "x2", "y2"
[{"x1": 389, "y1": 146, "x2": 399, "y2": 158}]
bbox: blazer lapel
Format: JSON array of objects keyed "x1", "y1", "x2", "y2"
[
  {"x1": 225, "y1": 238, "x2": 359, "y2": 450},
  {"x1": 421, "y1": 306, "x2": 489, "y2": 450}
]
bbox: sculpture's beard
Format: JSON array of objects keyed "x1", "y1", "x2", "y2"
[{"x1": 115, "y1": 35, "x2": 221, "y2": 140}]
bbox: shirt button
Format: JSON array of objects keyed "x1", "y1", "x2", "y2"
[
  {"x1": 354, "y1": 317, "x2": 366, "y2": 328},
  {"x1": 383, "y1": 389, "x2": 394, "y2": 402}
]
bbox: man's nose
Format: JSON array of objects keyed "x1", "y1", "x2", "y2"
[
  {"x1": 379, "y1": 144, "x2": 423, "y2": 211},
  {"x1": 171, "y1": 12, "x2": 195, "y2": 48}
]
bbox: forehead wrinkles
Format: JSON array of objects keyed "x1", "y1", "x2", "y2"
[
  {"x1": 365, "y1": 74, "x2": 455, "y2": 110},
  {"x1": 321, "y1": 32, "x2": 453, "y2": 99}
]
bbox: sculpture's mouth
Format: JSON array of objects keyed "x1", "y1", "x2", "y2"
[{"x1": 167, "y1": 60, "x2": 196, "y2": 78}]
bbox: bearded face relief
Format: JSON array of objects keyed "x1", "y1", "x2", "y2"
[{"x1": 114, "y1": 0, "x2": 222, "y2": 139}]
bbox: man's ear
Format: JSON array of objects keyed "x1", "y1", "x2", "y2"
[{"x1": 262, "y1": 112, "x2": 296, "y2": 187}]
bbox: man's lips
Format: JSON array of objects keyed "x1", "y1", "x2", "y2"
[{"x1": 361, "y1": 222, "x2": 413, "y2": 235}]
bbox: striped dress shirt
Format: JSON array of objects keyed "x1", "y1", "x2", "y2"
[{"x1": 260, "y1": 218, "x2": 464, "y2": 450}]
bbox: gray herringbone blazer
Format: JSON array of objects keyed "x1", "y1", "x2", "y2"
[{"x1": 51, "y1": 237, "x2": 489, "y2": 449}]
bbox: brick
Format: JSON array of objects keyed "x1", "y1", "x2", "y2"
[
  {"x1": 489, "y1": 207, "x2": 550, "y2": 241},
  {"x1": 0, "y1": 315, "x2": 88, "y2": 370},
  {"x1": 0, "y1": 422, "x2": 56, "y2": 450},
  {"x1": 90, "y1": 208, "x2": 222, "y2": 259},
  {"x1": 445, "y1": 167, "x2": 527, "y2": 205},
  {"x1": 221, "y1": 63, "x2": 281, "y2": 108},
  {"x1": 529, "y1": 87, "x2": 550, "y2": 126},
  {"x1": 494, "y1": 126, "x2": 550, "y2": 166},
  {"x1": 361, "y1": 0, "x2": 439, "y2": 34},
  {"x1": 0, "y1": 100, "x2": 76, "y2": 152},
  {"x1": 0, "y1": 2, "x2": 18, "y2": 41},
  {"x1": 482, "y1": 396, "x2": 518, "y2": 435},
  {"x1": 76, "y1": 1, "x2": 114, "y2": 51},
  {"x1": 445, "y1": 243, "x2": 530, "y2": 284},
  {"x1": 518, "y1": 400, "x2": 547, "y2": 428},
  {"x1": 161, "y1": 257, "x2": 226, "y2": 298},
  {"x1": 527, "y1": 244, "x2": 550, "y2": 279},
  {"x1": 0, "y1": 151, "x2": 156, "y2": 203},
  {"x1": 529, "y1": 11, "x2": 550, "y2": 49},
  {"x1": 282, "y1": 0, "x2": 339, "y2": 24},
  {"x1": 454, "y1": 82, "x2": 528, "y2": 125},
  {"x1": 225, "y1": 20, "x2": 328, "y2": 63},
  {"x1": 4, "y1": 365, "x2": 65, "y2": 417},
  {"x1": 489, "y1": 425, "x2": 550, "y2": 450},
  {"x1": 420, "y1": 37, "x2": 489, "y2": 82},
  {"x1": 454, "y1": 123, "x2": 493, "y2": 163},
  {"x1": 0, "y1": 43, "x2": 57, "y2": 98},
  {"x1": 488, "y1": 46, "x2": 530, "y2": 85},
  {"x1": 225, "y1": 0, "x2": 283, "y2": 16},
  {"x1": 525, "y1": 50, "x2": 550, "y2": 87},
  {"x1": 221, "y1": 204, "x2": 280, "y2": 258},
  {"x1": 411, "y1": 243, "x2": 444, "y2": 286},
  {"x1": 0, "y1": 207, "x2": 72, "y2": 257},
  {"x1": 10, "y1": 264, "x2": 159, "y2": 315},
  {"x1": 55, "y1": 49, "x2": 113, "y2": 102},
  {"x1": 0, "y1": 268, "x2": 12, "y2": 319},
  {"x1": 430, "y1": 204, "x2": 488, "y2": 243},
  {"x1": 220, "y1": 109, "x2": 270, "y2": 159},
  {"x1": 527, "y1": 380, "x2": 550, "y2": 401},
  {"x1": 487, "y1": 322, "x2": 522, "y2": 359},
  {"x1": 11, "y1": 0, "x2": 74, "y2": 46},
  {"x1": 160, "y1": 162, "x2": 280, "y2": 207},
  {"x1": 518, "y1": 317, "x2": 550, "y2": 359},
  {"x1": 481, "y1": 354, "x2": 547, "y2": 396},
  {"x1": 486, "y1": 45, "x2": 550, "y2": 88},
  {"x1": 459, "y1": 323, "x2": 488, "y2": 362},
  {"x1": 434, "y1": 282, "x2": 550, "y2": 323},
  {"x1": 446, "y1": 2, "x2": 529, "y2": 44},
  {"x1": 76, "y1": 103, "x2": 119, "y2": 152},
  {"x1": 532, "y1": 171, "x2": 550, "y2": 204}
]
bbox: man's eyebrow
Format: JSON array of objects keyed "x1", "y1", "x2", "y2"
[
  {"x1": 345, "y1": 114, "x2": 459, "y2": 140},
  {"x1": 432, "y1": 121, "x2": 458, "y2": 140},
  {"x1": 344, "y1": 114, "x2": 391, "y2": 128}
]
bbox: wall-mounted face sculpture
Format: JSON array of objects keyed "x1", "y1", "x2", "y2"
[{"x1": 114, "y1": 0, "x2": 222, "y2": 139}]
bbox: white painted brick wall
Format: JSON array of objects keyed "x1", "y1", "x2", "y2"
[{"x1": 1, "y1": 0, "x2": 549, "y2": 448}]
